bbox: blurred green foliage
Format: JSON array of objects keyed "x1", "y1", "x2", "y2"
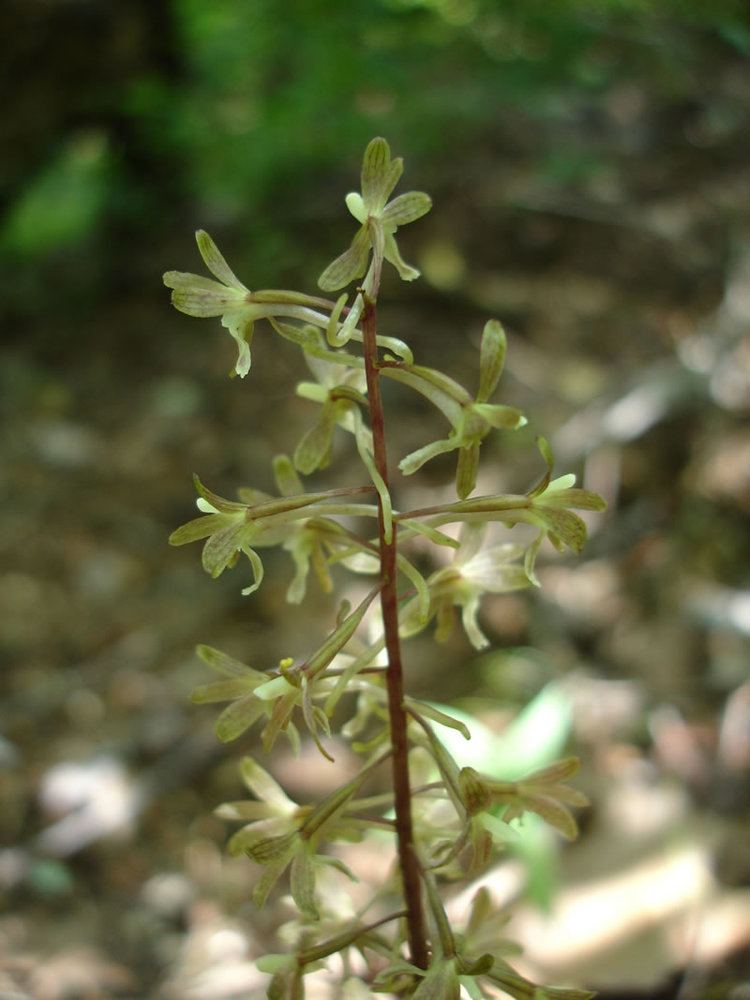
[{"x1": 3, "y1": 0, "x2": 748, "y2": 280}]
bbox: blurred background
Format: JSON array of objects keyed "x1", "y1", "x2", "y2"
[{"x1": 2, "y1": 1, "x2": 750, "y2": 997}]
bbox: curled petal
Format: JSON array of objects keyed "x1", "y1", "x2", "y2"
[
  {"x1": 524, "y1": 530, "x2": 545, "y2": 587},
  {"x1": 334, "y1": 292, "x2": 364, "y2": 345},
  {"x1": 461, "y1": 593, "x2": 490, "y2": 650},
  {"x1": 221, "y1": 310, "x2": 254, "y2": 377},
  {"x1": 528, "y1": 435, "x2": 555, "y2": 497},
  {"x1": 241, "y1": 545, "x2": 265, "y2": 596},
  {"x1": 383, "y1": 231, "x2": 420, "y2": 281},
  {"x1": 399, "y1": 435, "x2": 457, "y2": 476}
]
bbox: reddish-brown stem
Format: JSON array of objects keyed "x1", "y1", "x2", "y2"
[{"x1": 360, "y1": 293, "x2": 429, "y2": 969}]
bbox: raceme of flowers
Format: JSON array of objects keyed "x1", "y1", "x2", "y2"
[{"x1": 165, "y1": 137, "x2": 604, "y2": 1000}]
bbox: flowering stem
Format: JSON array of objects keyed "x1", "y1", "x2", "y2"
[{"x1": 361, "y1": 290, "x2": 429, "y2": 970}]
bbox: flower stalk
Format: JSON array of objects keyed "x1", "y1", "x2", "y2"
[{"x1": 361, "y1": 290, "x2": 429, "y2": 969}]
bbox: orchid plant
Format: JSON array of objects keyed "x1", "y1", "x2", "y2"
[{"x1": 165, "y1": 139, "x2": 604, "y2": 999}]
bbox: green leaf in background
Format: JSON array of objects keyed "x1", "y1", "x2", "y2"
[
  {"x1": 1, "y1": 131, "x2": 112, "y2": 257},
  {"x1": 430, "y1": 684, "x2": 574, "y2": 908},
  {"x1": 430, "y1": 683, "x2": 572, "y2": 779}
]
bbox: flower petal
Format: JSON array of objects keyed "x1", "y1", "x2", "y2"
[
  {"x1": 472, "y1": 403, "x2": 526, "y2": 430},
  {"x1": 456, "y1": 441, "x2": 480, "y2": 499},
  {"x1": 193, "y1": 474, "x2": 247, "y2": 513},
  {"x1": 539, "y1": 487, "x2": 608, "y2": 512},
  {"x1": 195, "y1": 229, "x2": 247, "y2": 290},
  {"x1": 201, "y1": 520, "x2": 247, "y2": 577},
  {"x1": 196, "y1": 643, "x2": 265, "y2": 679},
  {"x1": 360, "y1": 137, "x2": 402, "y2": 213},
  {"x1": 190, "y1": 678, "x2": 256, "y2": 704},
  {"x1": 168, "y1": 285, "x2": 240, "y2": 318},
  {"x1": 399, "y1": 436, "x2": 457, "y2": 476},
  {"x1": 273, "y1": 454, "x2": 304, "y2": 497},
  {"x1": 476, "y1": 319, "x2": 507, "y2": 403},
  {"x1": 290, "y1": 844, "x2": 318, "y2": 919},
  {"x1": 169, "y1": 513, "x2": 227, "y2": 546},
  {"x1": 215, "y1": 692, "x2": 267, "y2": 742},
  {"x1": 221, "y1": 311, "x2": 254, "y2": 377},
  {"x1": 383, "y1": 231, "x2": 420, "y2": 282},
  {"x1": 240, "y1": 545, "x2": 265, "y2": 595},
  {"x1": 251, "y1": 838, "x2": 298, "y2": 908},
  {"x1": 163, "y1": 271, "x2": 231, "y2": 294},
  {"x1": 239, "y1": 756, "x2": 297, "y2": 812},
  {"x1": 345, "y1": 191, "x2": 366, "y2": 223},
  {"x1": 293, "y1": 403, "x2": 338, "y2": 474},
  {"x1": 318, "y1": 225, "x2": 371, "y2": 292},
  {"x1": 214, "y1": 801, "x2": 276, "y2": 821},
  {"x1": 381, "y1": 191, "x2": 432, "y2": 228},
  {"x1": 461, "y1": 594, "x2": 490, "y2": 650}
]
